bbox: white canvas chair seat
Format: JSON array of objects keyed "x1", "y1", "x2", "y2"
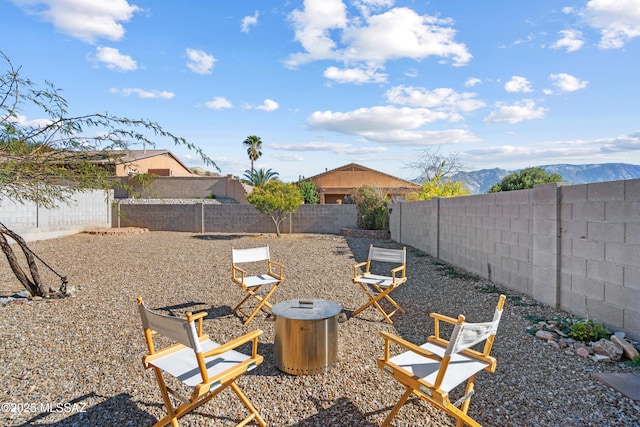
[
  {"x1": 241, "y1": 274, "x2": 281, "y2": 289},
  {"x1": 232, "y1": 246, "x2": 284, "y2": 325},
  {"x1": 387, "y1": 341, "x2": 490, "y2": 393},
  {"x1": 352, "y1": 245, "x2": 407, "y2": 324},
  {"x1": 356, "y1": 273, "x2": 396, "y2": 287},
  {"x1": 137, "y1": 298, "x2": 265, "y2": 427},
  {"x1": 149, "y1": 339, "x2": 253, "y2": 389},
  {"x1": 377, "y1": 294, "x2": 506, "y2": 427}
]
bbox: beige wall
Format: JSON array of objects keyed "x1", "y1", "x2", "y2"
[
  {"x1": 390, "y1": 180, "x2": 640, "y2": 340},
  {"x1": 120, "y1": 175, "x2": 249, "y2": 203},
  {"x1": 115, "y1": 154, "x2": 193, "y2": 177}
]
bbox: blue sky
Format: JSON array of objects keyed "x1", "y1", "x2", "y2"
[{"x1": 2, "y1": 0, "x2": 640, "y2": 182}]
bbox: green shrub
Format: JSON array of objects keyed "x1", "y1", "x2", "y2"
[
  {"x1": 567, "y1": 319, "x2": 610, "y2": 342},
  {"x1": 297, "y1": 180, "x2": 320, "y2": 204},
  {"x1": 350, "y1": 185, "x2": 389, "y2": 230}
]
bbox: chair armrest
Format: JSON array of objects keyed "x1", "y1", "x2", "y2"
[
  {"x1": 231, "y1": 265, "x2": 246, "y2": 285},
  {"x1": 353, "y1": 261, "x2": 367, "y2": 279},
  {"x1": 380, "y1": 331, "x2": 443, "y2": 362},
  {"x1": 189, "y1": 311, "x2": 208, "y2": 336},
  {"x1": 268, "y1": 260, "x2": 285, "y2": 279},
  {"x1": 203, "y1": 329, "x2": 264, "y2": 359},
  {"x1": 389, "y1": 265, "x2": 406, "y2": 284}
]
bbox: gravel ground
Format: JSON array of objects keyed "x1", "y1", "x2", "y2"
[{"x1": 1, "y1": 231, "x2": 639, "y2": 427}]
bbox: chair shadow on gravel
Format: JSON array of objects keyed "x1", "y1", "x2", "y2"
[
  {"x1": 151, "y1": 300, "x2": 234, "y2": 320},
  {"x1": 192, "y1": 234, "x2": 251, "y2": 241},
  {"x1": 292, "y1": 397, "x2": 378, "y2": 426},
  {"x1": 19, "y1": 392, "x2": 156, "y2": 426}
]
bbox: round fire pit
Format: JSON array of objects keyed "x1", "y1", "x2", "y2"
[{"x1": 272, "y1": 298, "x2": 342, "y2": 375}]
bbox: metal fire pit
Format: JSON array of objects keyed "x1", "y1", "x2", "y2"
[{"x1": 272, "y1": 298, "x2": 342, "y2": 375}]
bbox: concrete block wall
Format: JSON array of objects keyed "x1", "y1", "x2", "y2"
[
  {"x1": 114, "y1": 203, "x2": 357, "y2": 235},
  {"x1": 390, "y1": 179, "x2": 640, "y2": 339},
  {"x1": 559, "y1": 179, "x2": 640, "y2": 336},
  {"x1": 121, "y1": 175, "x2": 249, "y2": 203},
  {"x1": 0, "y1": 189, "x2": 113, "y2": 242}
]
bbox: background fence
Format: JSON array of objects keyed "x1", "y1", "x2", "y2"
[
  {"x1": 0, "y1": 189, "x2": 113, "y2": 242},
  {"x1": 113, "y1": 202, "x2": 358, "y2": 235},
  {"x1": 389, "y1": 180, "x2": 640, "y2": 339}
]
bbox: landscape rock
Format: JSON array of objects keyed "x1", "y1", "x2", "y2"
[
  {"x1": 592, "y1": 339, "x2": 623, "y2": 361},
  {"x1": 576, "y1": 347, "x2": 591, "y2": 358},
  {"x1": 611, "y1": 335, "x2": 640, "y2": 360},
  {"x1": 535, "y1": 330, "x2": 557, "y2": 341}
]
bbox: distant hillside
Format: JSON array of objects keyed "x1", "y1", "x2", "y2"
[{"x1": 453, "y1": 163, "x2": 640, "y2": 194}]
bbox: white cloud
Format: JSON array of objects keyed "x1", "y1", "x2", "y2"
[
  {"x1": 110, "y1": 88, "x2": 174, "y2": 99},
  {"x1": 580, "y1": 0, "x2": 640, "y2": 48},
  {"x1": 307, "y1": 106, "x2": 450, "y2": 135},
  {"x1": 10, "y1": 0, "x2": 140, "y2": 43},
  {"x1": 241, "y1": 11, "x2": 259, "y2": 33},
  {"x1": 465, "y1": 77, "x2": 481, "y2": 87},
  {"x1": 505, "y1": 76, "x2": 533, "y2": 93},
  {"x1": 484, "y1": 99, "x2": 546, "y2": 124},
  {"x1": 271, "y1": 141, "x2": 387, "y2": 155},
  {"x1": 323, "y1": 66, "x2": 387, "y2": 84},
  {"x1": 550, "y1": 29, "x2": 584, "y2": 52},
  {"x1": 286, "y1": 2, "x2": 471, "y2": 70},
  {"x1": 549, "y1": 73, "x2": 588, "y2": 92},
  {"x1": 185, "y1": 48, "x2": 216, "y2": 74},
  {"x1": 385, "y1": 86, "x2": 486, "y2": 113},
  {"x1": 463, "y1": 131, "x2": 640, "y2": 167},
  {"x1": 276, "y1": 153, "x2": 305, "y2": 162},
  {"x1": 362, "y1": 129, "x2": 480, "y2": 145},
  {"x1": 248, "y1": 99, "x2": 279, "y2": 111},
  {"x1": 286, "y1": 0, "x2": 348, "y2": 67},
  {"x1": 204, "y1": 97, "x2": 233, "y2": 109},
  {"x1": 94, "y1": 47, "x2": 137, "y2": 71},
  {"x1": 305, "y1": 105, "x2": 479, "y2": 145},
  {"x1": 342, "y1": 7, "x2": 471, "y2": 67}
]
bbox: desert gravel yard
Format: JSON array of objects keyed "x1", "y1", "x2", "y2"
[{"x1": 1, "y1": 231, "x2": 639, "y2": 426}]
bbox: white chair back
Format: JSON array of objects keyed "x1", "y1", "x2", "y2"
[
  {"x1": 138, "y1": 302, "x2": 202, "y2": 353},
  {"x1": 369, "y1": 246, "x2": 406, "y2": 264},
  {"x1": 446, "y1": 306, "x2": 504, "y2": 355},
  {"x1": 232, "y1": 246, "x2": 271, "y2": 263}
]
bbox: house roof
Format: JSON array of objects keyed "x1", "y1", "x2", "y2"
[
  {"x1": 304, "y1": 163, "x2": 420, "y2": 188},
  {"x1": 83, "y1": 149, "x2": 193, "y2": 174}
]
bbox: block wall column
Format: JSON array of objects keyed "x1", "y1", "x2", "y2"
[{"x1": 532, "y1": 183, "x2": 563, "y2": 308}]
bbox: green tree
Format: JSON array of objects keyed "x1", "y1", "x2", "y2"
[
  {"x1": 297, "y1": 180, "x2": 320, "y2": 204},
  {"x1": 246, "y1": 180, "x2": 303, "y2": 237},
  {"x1": 242, "y1": 135, "x2": 262, "y2": 175},
  {"x1": 242, "y1": 167, "x2": 279, "y2": 187},
  {"x1": 488, "y1": 167, "x2": 563, "y2": 193},
  {"x1": 350, "y1": 185, "x2": 389, "y2": 230},
  {"x1": 0, "y1": 52, "x2": 216, "y2": 297},
  {"x1": 407, "y1": 175, "x2": 470, "y2": 201}
]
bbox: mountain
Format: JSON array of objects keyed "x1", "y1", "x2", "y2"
[{"x1": 453, "y1": 163, "x2": 640, "y2": 194}]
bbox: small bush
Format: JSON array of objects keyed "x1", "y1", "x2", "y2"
[
  {"x1": 350, "y1": 185, "x2": 389, "y2": 230},
  {"x1": 567, "y1": 319, "x2": 610, "y2": 342}
]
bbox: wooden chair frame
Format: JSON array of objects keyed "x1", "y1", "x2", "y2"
[
  {"x1": 352, "y1": 245, "x2": 407, "y2": 324},
  {"x1": 137, "y1": 298, "x2": 266, "y2": 427},
  {"x1": 376, "y1": 294, "x2": 506, "y2": 427},
  {"x1": 231, "y1": 246, "x2": 285, "y2": 325}
]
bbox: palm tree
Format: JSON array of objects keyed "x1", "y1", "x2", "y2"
[
  {"x1": 242, "y1": 168, "x2": 279, "y2": 187},
  {"x1": 243, "y1": 135, "x2": 262, "y2": 175}
]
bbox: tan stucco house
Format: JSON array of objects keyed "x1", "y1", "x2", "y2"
[
  {"x1": 110, "y1": 149, "x2": 193, "y2": 177},
  {"x1": 305, "y1": 163, "x2": 421, "y2": 204}
]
